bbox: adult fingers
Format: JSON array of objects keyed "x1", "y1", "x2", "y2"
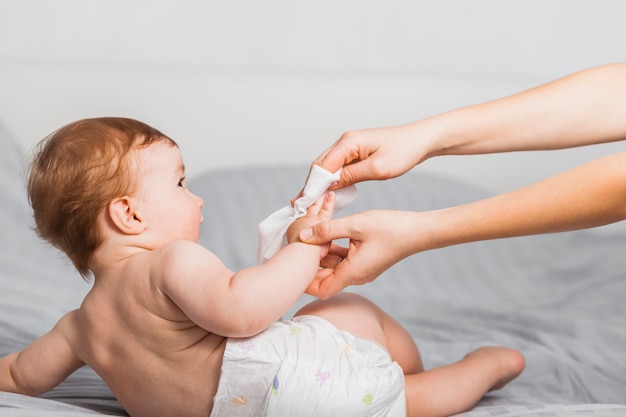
[
  {"x1": 299, "y1": 216, "x2": 351, "y2": 245},
  {"x1": 305, "y1": 268, "x2": 347, "y2": 300}
]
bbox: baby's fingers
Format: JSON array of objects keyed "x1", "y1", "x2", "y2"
[
  {"x1": 305, "y1": 191, "x2": 335, "y2": 219},
  {"x1": 317, "y1": 191, "x2": 335, "y2": 221}
]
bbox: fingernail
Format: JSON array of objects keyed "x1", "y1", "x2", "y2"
[{"x1": 300, "y1": 228, "x2": 312, "y2": 240}]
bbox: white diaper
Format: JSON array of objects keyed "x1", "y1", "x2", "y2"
[{"x1": 210, "y1": 315, "x2": 406, "y2": 417}]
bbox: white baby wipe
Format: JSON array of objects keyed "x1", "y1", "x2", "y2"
[{"x1": 257, "y1": 165, "x2": 357, "y2": 263}]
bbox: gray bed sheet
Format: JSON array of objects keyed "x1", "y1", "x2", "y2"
[{"x1": 0, "y1": 124, "x2": 624, "y2": 416}]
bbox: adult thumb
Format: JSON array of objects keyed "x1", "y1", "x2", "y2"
[{"x1": 300, "y1": 220, "x2": 342, "y2": 245}]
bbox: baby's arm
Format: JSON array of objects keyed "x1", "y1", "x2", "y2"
[
  {"x1": 158, "y1": 193, "x2": 335, "y2": 338},
  {"x1": 0, "y1": 312, "x2": 84, "y2": 396}
]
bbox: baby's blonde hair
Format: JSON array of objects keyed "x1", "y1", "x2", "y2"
[{"x1": 27, "y1": 117, "x2": 176, "y2": 279}]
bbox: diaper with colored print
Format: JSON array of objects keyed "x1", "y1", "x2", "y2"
[{"x1": 210, "y1": 315, "x2": 405, "y2": 417}]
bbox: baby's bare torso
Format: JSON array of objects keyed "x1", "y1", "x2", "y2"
[{"x1": 64, "y1": 263, "x2": 226, "y2": 417}]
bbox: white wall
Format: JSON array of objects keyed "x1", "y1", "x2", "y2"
[
  {"x1": 1, "y1": 0, "x2": 625, "y2": 194},
  {"x1": 2, "y1": 0, "x2": 625, "y2": 77}
]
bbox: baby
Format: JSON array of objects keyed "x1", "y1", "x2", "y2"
[{"x1": 0, "y1": 118, "x2": 524, "y2": 417}]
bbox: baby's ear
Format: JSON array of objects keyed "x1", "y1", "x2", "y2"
[{"x1": 108, "y1": 197, "x2": 145, "y2": 235}]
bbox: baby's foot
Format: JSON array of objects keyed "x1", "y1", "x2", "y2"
[{"x1": 465, "y1": 346, "x2": 525, "y2": 391}]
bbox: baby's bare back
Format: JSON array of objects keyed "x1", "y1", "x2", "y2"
[{"x1": 66, "y1": 272, "x2": 226, "y2": 417}]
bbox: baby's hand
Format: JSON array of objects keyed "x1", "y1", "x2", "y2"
[{"x1": 287, "y1": 192, "x2": 335, "y2": 250}]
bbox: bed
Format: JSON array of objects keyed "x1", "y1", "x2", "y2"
[{"x1": 1, "y1": 121, "x2": 625, "y2": 416}]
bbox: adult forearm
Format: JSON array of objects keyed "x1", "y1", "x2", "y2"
[
  {"x1": 422, "y1": 63, "x2": 626, "y2": 158},
  {"x1": 423, "y1": 151, "x2": 626, "y2": 249}
]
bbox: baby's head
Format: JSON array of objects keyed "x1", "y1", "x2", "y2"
[{"x1": 27, "y1": 117, "x2": 176, "y2": 279}]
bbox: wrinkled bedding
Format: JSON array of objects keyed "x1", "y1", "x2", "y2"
[{"x1": 0, "y1": 124, "x2": 624, "y2": 416}]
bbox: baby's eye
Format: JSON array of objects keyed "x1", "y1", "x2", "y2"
[{"x1": 178, "y1": 177, "x2": 186, "y2": 188}]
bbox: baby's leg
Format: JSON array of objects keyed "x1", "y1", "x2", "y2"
[
  {"x1": 404, "y1": 346, "x2": 525, "y2": 417},
  {"x1": 294, "y1": 292, "x2": 423, "y2": 374},
  {"x1": 295, "y1": 294, "x2": 525, "y2": 417}
]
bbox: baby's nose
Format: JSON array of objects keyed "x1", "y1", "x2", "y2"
[{"x1": 193, "y1": 193, "x2": 204, "y2": 208}]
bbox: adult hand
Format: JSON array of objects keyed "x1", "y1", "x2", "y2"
[
  {"x1": 293, "y1": 123, "x2": 434, "y2": 205},
  {"x1": 300, "y1": 209, "x2": 427, "y2": 299}
]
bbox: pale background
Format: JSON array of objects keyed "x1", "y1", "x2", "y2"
[{"x1": 1, "y1": 0, "x2": 625, "y2": 196}]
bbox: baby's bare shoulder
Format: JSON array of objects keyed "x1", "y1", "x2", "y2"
[
  {"x1": 54, "y1": 309, "x2": 81, "y2": 339},
  {"x1": 155, "y1": 240, "x2": 224, "y2": 281}
]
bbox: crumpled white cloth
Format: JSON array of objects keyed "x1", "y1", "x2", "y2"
[{"x1": 257, "y1": 165, "x2": 357, "y2": 263}]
